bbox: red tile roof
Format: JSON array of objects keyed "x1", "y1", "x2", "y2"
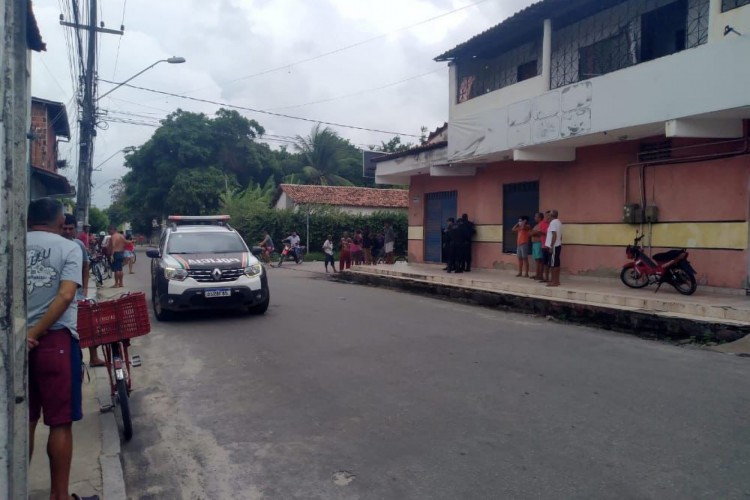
[{"x1": 278, "y1": 184, "x2": 408, "y2": 209}]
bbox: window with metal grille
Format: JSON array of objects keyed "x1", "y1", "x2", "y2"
[
  {"x1": 722, "y1": 0, "x2": 750, "y2": 12},
  {"x1": 639, "y1": 140, "x2": 672, "y2": 162},
  {"x1": 456, "y1": 39, "x2": 541, "y2": 103},
  {"x1": 551, "y1": 0, "x2": 709, "y2": 89}
]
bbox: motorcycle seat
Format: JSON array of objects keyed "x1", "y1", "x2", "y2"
[{"x1": 653, "y1": 249, "x2": 684, "y2": 263}]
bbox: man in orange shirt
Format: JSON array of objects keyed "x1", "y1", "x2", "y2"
[{"x1": 512, "y1": 216, "x2": 532, "y2": 277}]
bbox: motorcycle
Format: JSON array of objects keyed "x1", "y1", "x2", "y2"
[
  {"x1": 620, "y1": 232, "x2": 697, "y2": 295},
  {"x1": 276, "y1": 243, "x2": 305, "y2": 267}
]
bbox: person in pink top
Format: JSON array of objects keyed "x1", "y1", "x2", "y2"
[{"x1": 124, "y1": 235, "x2": 135, "y2": 274}]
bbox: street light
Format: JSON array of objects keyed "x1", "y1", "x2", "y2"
[{"x1": 97, "y1": 56, "x2": 186, "y2": 100}]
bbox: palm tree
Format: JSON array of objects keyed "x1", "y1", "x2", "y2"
[{"x1": 292, "y1": 124, "x2": 354, "y2": 186}]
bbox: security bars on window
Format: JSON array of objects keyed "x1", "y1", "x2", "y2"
[
  {"x1": 551, "y1": 0, "x2": 709, "y2": 89},
  {"x1": 722, "y1": 0, "x2": 750, "y2": 12}
]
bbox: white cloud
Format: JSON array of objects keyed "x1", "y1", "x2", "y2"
[{"x1": 32, "y1": 0, "x2": 535, "y2": 208}]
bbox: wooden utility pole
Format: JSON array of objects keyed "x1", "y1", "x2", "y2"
[{"x1": 61, "y1": 0, "x2": 122, "y2": 226}]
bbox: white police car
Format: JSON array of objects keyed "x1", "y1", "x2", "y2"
[{"x1": 147, "y1": 215, "x2": 269, "y2": 321}]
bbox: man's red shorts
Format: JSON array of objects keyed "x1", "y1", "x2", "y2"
[{"x1": 29, "y1": 329, "x2": 83, "y2": 426}]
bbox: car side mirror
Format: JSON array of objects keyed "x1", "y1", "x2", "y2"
[
  {"x1": 251, "y1": 246, "x2": 263, "y2": 257},
  {"x1": 146, "y1": 249, "x2": 160, "y2": 259}
]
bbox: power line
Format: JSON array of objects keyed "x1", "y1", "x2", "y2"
[
  {"x1": 178, "y1": 0, "x2": 492, "y2": 95},
  {"x1": 97, "y1": 79, "x2": 421, "y2": 137},
  {"x1": 265, "y1": 67, "x2": 444, "y2": 111},
  {"x1": 111, "y1": 0, "x2": 127, "y2": 78}
]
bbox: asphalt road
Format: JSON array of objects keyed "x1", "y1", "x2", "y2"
[{"x1": 121, "y1": 254, "x2": 750, "y2": 500}]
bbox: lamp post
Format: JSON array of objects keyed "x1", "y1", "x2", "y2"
[
  {"x1": 97, "y1": 56, "x2": 186, "y2": 101},
  {"x1": 76, "y1": 57, "x2": 185, "y2": 227}
]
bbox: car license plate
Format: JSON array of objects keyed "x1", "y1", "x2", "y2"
[{"x1": 205, "y1": 289, "x2": 231, "y2": 298}]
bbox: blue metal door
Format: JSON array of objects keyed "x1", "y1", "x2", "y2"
[{"x1": 424, "y1": 191, "x2": 457, "y2": 262}]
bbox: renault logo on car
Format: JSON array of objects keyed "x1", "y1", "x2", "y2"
[{"x1": 211, "y1": 268, "x2": 223, "y2": 281}]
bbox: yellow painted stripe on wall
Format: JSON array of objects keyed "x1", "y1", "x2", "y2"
[
  {"x1": 408, "y1": 225, "x2": 504, "y2": 243},
  {"x1": 474, "y1": 225, "x2": 503, "y2": 243},
  {"x1": 564, "y1": 222, "x2": 748, "y2": 250}
]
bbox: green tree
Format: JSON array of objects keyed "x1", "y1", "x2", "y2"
[
  {"x1": 165, "y1": 167, "x2": 235, "y2": 215},
  {"x1": 88, "y1": 207, "x2": 110, "y2": 233},
  {"x1": 291, "y1": 124, "x2": 357, "y2": 186},
  {"x1": 120, "y1": 108, "x2": 279, "y2": 232},
  {"x1": 374, "y1": 136, "x2": 414, "y2": 153}
]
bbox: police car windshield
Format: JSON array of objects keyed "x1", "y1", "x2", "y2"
[{"x1": 167, "y1": 232, "x2": 247, "y2": 254}]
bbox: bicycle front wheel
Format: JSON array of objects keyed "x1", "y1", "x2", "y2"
[
  {"x1": 116, "y1": 378, "x2": 133, "y2": 441},
  {"x1": 92, "y1": 263, "x2": 103, "y2": 286}
]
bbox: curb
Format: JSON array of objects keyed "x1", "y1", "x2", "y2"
[
  {"x1": 335, "y1": 271, "x2": 750, "y2": 343},
  {"x1": 94, "y1": 366, "x2": 128, "y2": 500}
]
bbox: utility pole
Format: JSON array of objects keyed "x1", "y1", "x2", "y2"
[
  {"x1": 61, "y1": 0, "x2": 123, "y2": 227},
  {"x1": 2, "y1": 1, "x2": 38, "y2": 497}
]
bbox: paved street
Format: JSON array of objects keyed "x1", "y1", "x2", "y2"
[{"x1": 121, "y1": 255, "x2": 750, "y2": 500}]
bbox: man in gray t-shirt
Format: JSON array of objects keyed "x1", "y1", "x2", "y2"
[
  {"x1": 27, "y1": 229, "x2": 82, "y2": 339},
  {"x1": 26, "y1": 198, "x2": 91, "y2": 500}
]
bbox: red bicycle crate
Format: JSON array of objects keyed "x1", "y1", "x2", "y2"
[{"x1": 77, "y1": 292, "x2": 151, "y2": 348}]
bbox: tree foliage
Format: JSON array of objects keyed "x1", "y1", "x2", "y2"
[
  {"x1": 88, "y1": 207, "x2": 110, "y2": 233},
  {"x1": 291, "y1": 124, "x2": 358, "y2": 186},
  {"x1": 115, "y1": 108, "x2": 414, "y2": 231}
]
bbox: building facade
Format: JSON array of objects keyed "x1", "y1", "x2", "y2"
[
  {"x1": 374, "y1": 0, "x2": 750, "y2": 289},
  {"x1": 30, "y1": 97, "x2": 74, "y2": 199}
]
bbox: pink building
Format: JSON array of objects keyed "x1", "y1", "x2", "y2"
[{"x1": 374, "y1": 0, "x2": 750, "y2": 290}]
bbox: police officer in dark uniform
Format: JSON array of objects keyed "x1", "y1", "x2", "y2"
[
  {"x1": 443, "y1": 218, "x2": 455, "y2": 271},
  {"x1": 449, "y1": 217, "x2": 466, "y2": 273},
  {"x1": 460, "y1": 213, "x2": 475, "y2": 272}
]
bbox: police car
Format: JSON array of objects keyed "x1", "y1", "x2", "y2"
[{"x1": 146, "y1": 215, "x2": 269, "y2": 321}]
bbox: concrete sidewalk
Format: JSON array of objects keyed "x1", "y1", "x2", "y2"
[
  {"x1": 341, "y1": 263, "x2": 750, "y2": 349},
  {"x1": 29, "y1": 279, "x2": 129, "y2": 500}
]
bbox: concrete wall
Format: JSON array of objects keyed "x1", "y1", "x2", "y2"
[
  {"x1": 408, "y1": 138, "x2": 750, "y2": 288},
  {"x1": 708, "y1": 0, "x2": 750, "y2": 42}
]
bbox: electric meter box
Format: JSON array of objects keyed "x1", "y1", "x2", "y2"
[
  {"x1": 644, "y1": 205, "x2": 659, "y2": 223},
  {"x1": 623, "y1": 204, "x2": 642, "y2": 224}
]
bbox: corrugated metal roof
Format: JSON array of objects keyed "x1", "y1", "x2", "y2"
[{"x1": 434, "y1": 0, "x2": 624, "y2": 62}]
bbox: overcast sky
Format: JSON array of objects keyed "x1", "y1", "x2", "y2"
[{"x1": 32, "y1": 0, "x2": 535, "y2": 208}]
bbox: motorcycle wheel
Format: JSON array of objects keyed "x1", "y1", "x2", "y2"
[
  {"x1": 620, "y1": 267, "x2": 649, "y2": 288},
  {"x1": 671, "y1": 268, "x2": 697, "y2": 295}
]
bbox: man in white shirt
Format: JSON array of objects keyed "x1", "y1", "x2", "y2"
[
  {"x1": 285, "y1": 231, "x2": 301, "y2": 263},
  {"x1": 545, "y1": 209, "x2": 563, "y2": 287}
]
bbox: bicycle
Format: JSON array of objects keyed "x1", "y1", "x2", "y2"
[
  {"x1": 89, "y1": 254, "x2": 107, "y2": 287},
  {"x1": 77, "y1": 292, "x2": 150, "y2": 441}
]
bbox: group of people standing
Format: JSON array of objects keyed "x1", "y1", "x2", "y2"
[
  {"x1": 323, "y1": 221, "x2": 396, "y2": 273},
  {"x1": 442, "y1": 214, "x2": 476, "y2": 273},
  {"x1": 512, "y1": 209, "x2": 563, "y2": 287}
]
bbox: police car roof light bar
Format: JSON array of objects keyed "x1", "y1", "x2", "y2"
[{"x1": 167, "y1": 215, "x2": 231, "y2": 221}]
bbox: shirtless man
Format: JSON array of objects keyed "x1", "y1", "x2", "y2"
[{"x1": 106, "y1": 226, "x2": 127, "y2": 288}]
